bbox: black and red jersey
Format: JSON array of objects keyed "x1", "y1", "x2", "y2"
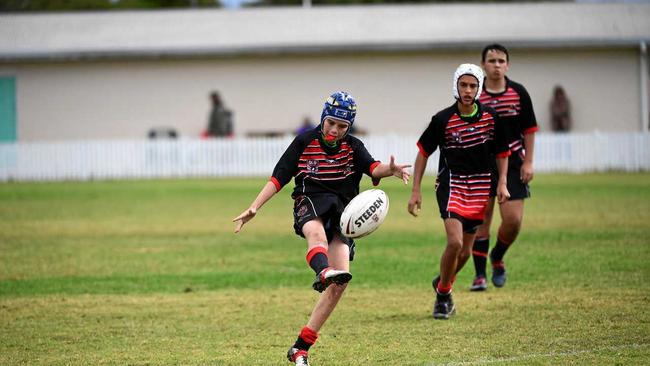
[
  {"x1": 479, "y1": 77, "x2": 538, "y2": 158},
  {"x1": 270, "y1": 128, "x2": 380, "y2": 203},
  {"x1": 417, "y1": 102, "x2": 510, "y2": 220}
]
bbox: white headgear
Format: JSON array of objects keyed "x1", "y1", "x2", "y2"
[{"x1": 452, "y1": 63, "x2": 484, "y2": 101}]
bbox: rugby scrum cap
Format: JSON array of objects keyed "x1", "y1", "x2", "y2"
[
  {"x1": 320, "y1": 91, "x2": 357, "y2": 128},
  {"x1": 452, "y1": 63, "x2": 484, "y2": 101}
]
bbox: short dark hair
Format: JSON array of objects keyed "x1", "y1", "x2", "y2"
[{"x1": 481, "y1": 44, "x2": 509, "y2": 63}]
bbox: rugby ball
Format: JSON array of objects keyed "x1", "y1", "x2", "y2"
[{"x1": 340, "y1": 189, "x2": 389, "y2": 239}]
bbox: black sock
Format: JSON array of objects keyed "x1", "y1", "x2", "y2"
[
  {"x1": 490, "y1": 238, "x2": 510, "y2": 263},
  {"x1": 293, "y1": 326, "x2": 318, "y2": 351},
  {"x1": 293, "y1": 337, "x2": 313, "y2": 351},
  {"x1": 472, "y1": 238, "x2": 489, "y2": 277},
  {"x1": 306, "y1": 246, "x2": 330, "y2": 275},
  {"x1": 309, "y1": 253, "x2": 329, "y2": 274}
]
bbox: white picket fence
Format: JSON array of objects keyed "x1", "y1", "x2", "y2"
[{"x1": 0, "y1": 132, "x2": 648, "y2": 182}]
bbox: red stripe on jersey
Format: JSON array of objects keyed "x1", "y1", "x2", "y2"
[
  {"x1": 296, "y1": 172, "x2": 354, "y2": 181},
  {"x1": 480, "y1": 88, "x2": 521, "y2": 116},
  {"x1": 416, "y1": 141, "x2": 430, "y2": 158},
  {"x1": 523, "y1": 126, "x2": 539, "y2": 134},
  {"x1": 369, "y1": 161, "x2": 380, "y2": 175},
  {"x1": 300, "y1": 151, "x2": 352, "y2": 160},
  {"x1": 496, "y1": 150, "x2": 511, "y2": 158},
  {"x1": 444, "y1": 113, "x2": 495, "y2": 150},
  {"x1": 269, "y1": 176, "x2": 282, "y2": 191}
]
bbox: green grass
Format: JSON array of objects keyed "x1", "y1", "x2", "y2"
[{"x1": 1, "y1": 174, "x2": 649, "y2": 365}]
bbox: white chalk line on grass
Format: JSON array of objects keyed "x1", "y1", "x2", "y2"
[{"x1": 427, "y1": 343, "x2": 650, "y2": 366}]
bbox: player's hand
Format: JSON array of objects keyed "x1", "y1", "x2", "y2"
[
  {"x1": 407, "y1": 191, "x2": 422, "y2": 217},
  {"x1": 389, "y1": 155, "x2": 412, "y2": 185},
  {"x1": 233, "y1": 207, "x2": 257, "y2": 233},
  {"x1": 497, "y1": 183, "x2": 510, "y2": 204},
  {"x1": 520, "y1": 161, "x2": 534, "y2": 184}
]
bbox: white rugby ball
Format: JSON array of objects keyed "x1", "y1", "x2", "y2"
[{"x1": 340, "y1": 189, "x2": 390, "y2": 239}]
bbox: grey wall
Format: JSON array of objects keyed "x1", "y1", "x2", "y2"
[{"x1": 1, "y1": 47, "x2": 644, "y2": 142}]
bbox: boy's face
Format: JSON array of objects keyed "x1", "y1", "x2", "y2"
[
  {"x1": 457, "y1": 75, "x2": 479, "y2": 106},
  {"x1": 322, "y1": 117, "x2": 350, "y2": 142},
  {"x1": 482, "y1": 49, "x2": 509, "y2": 80}
]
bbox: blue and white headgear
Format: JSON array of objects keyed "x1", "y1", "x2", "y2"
[
  {"x1": 452, "y1": 63, "x2": 484, "y2": 101},
  {"x1": 320, "y1": 91, "x2": 357, "y2": 130}
]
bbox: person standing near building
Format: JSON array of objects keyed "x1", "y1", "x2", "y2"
[
  {"x1": 408, "y1": 64, "x2": 511, "y2": 319},
  {"x1": 206, "y1": 91, "x2": 233, "y2": 137},
  {"x1": 469, "y1": 44, "x2": 539, "y2": 291},
  {"x1": 550, "y1": 85, "x2": 571, "y2": 132},
  {"x1": 233, "y1": 91, "x2": 411, "y2": 365}
]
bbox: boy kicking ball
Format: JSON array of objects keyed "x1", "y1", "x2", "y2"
[{"x1": 234, "y1": 91, "x2": 410, "y2": 365}]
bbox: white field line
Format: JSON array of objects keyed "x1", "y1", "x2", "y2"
[{"x1": 427, "y1": 343, "x2": 649, "y2": 366}]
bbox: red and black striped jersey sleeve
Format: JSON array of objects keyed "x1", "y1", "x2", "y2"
[
  {"x1": 348, "y1": 135, "x2": 380, "y2": 177},
  {"x1": 510, "y1": 81, "x2": 538, "y2": 135},
  {"x1": 417, "y1": 112, "x2": 447, "y2": 158},
  {"x1": 270, "y1": 134, "x2": 306, "y2": 191}
]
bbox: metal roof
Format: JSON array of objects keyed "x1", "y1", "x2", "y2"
[{"x1": 1, "y1": 3, "x2": 649, "y2": 61}]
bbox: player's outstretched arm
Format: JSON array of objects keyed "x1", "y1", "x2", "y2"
[
  {"x1": 371, "y1": 155, "x2": 412, "y2": 185},
  {"x1": 408, "y1": 153, "x2": 428, "y2": 217},
  {"x1": 233, "y1": 181, "x2": 278, "y2": 233}
]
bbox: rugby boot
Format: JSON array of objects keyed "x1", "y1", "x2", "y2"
[
  {"x1": 470, "y1": 276, "x2": 488, "y2": 291},
  {"x1": 433, "y1": 292, "x2": 456, "y2": 320},
  {"x1": 491, "y1": 261, "x2": 507, "y2": 288},
  {"x1": 287, "y1": 347, "x2": 310, "y2": 366},
  {"x1": 312, "y1": 267, "x2": 352, "y2": 293}
]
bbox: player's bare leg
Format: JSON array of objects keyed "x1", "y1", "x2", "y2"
[
  {"x1": 490, "y1": 199, "x2": 525, "y2": 287},
  {"x1": 288, "y1": 238, "x2": 350, "y2": 365},
  {"x1": 433, "y1": 218, "x2": 463, "y2": 319},
  {"x1": 306, "y1": 238, "x2": 350, "y2": 331},
  {"x1": 457, "y1": 230, "x2": 478, "y2": 273}
]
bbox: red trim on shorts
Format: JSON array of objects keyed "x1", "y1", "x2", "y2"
[
  {"x1": 523, "y1": 126, "x2": 539, "y2": 135},
  {"x1": 269, "y1": 176, "x2": 282, "y2": 192},
  {"x1": 300, "y1": 326, "x2": 319, "y2": 345},
  {"x1": 306, "y1": 246, "x2": 328, "y2": 265},
  {"x1": 416, "y1": 142, "x2": 430, "y2": 158}
]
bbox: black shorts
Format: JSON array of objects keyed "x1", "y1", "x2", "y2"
[
  {"x1": 489, "y1": 154, "x2": 531, "y2": 200},
  {"x1": 293, "y1": 193, "x2": 355, "y2": 261}
]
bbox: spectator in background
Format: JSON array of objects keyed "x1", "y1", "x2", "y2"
[
  {"x1": 206, "y1": 91, "x2": 233, "y2": 138},
  {"x1": 295, "y1": 116, "x2": 315, "y2": 135},
  {"x1": 550, "y1": 85, "x2": 571, "y2": 132}
]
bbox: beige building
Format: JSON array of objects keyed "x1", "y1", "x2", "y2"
[{"x1": 0, "y1": 3, "x2": 649, "y2": 142}]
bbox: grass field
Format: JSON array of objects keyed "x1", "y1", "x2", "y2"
[{"x1": 1, "y1": 173, "x2": 649, "y2": 365}]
